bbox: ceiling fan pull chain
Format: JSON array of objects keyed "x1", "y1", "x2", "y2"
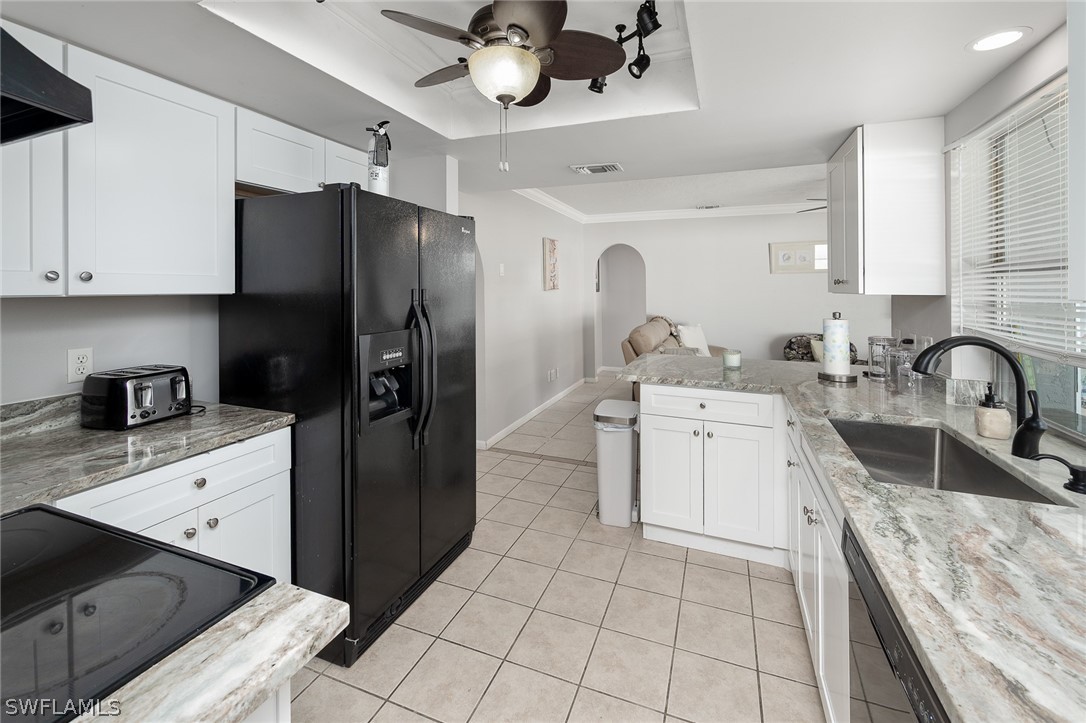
[{"x1": 498, "y1": 103, "x2": 510, "y2": 172}]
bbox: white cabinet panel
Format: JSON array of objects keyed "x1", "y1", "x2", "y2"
[
  {"x1": 0, "y1": 22, "x2": 66, "y2": 297},
  {"x1": 237, "y1": 108, "x2": 325, "y2": 193},
  {"x1": 819, "y1": 524, "x2": 851, "y2": 723},
  {"x1": 325, "y1": 140, "x2": 369, "y2": 186},
  {"x1": 139, "y1": 508, "x2": 200, "y2": 553},
  {"x1": 199, "y1": 471, "x2": 290, "y2": 583},
  {"x1": 703, "y1": 421, "x2": 775, "y2": 547},
  {"x1": 641, "y1": 384, "x2": 774, "y2": 427},
  {"x1": 66, "y1": 47, "x2": 234, "y2": 295},
  {"x1": 827, "y1": 127, "x2": 862, "y2": 294},
  {"x1": 640, "y1": 413, "x2": 703, "y2": 533}
]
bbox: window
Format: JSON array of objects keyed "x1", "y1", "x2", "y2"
[
  {"x1": 814, "y1": 243, "x2": 828, "y2": 271},
  {"x1": 950, "y1": 75, "x2": 1085, "y2": 436}
]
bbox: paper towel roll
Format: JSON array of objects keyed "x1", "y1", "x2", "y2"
[{"x1": 823, "y1": 312, "x2": 851, "y2": 376}]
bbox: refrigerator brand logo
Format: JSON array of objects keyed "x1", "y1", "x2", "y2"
[{"x1": 461, "y1": 227, "x2": 470, "y2": 234}]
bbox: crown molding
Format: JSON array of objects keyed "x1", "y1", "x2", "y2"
[{"x1": 513, "y1": 189, "x2": 824, "y2": 224}]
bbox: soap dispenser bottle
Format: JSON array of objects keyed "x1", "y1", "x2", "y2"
[{"x1": 975, "y1": 383, "x2": 1012, "y2": 440}]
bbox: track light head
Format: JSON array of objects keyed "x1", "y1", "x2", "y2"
[
  {"x1": 628, "y1": 35, "x2": 650, "y2": 79},
  {"x1": 589, "y1": 76, "x2": 607, "y2": 93},
  {"x1": 636, "y1": 1, "x2": 661, "y2": 37}
]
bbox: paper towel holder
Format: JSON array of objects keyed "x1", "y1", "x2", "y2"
[{"x1": 818, "y1": 371, "x2": 858, "y2": 385}]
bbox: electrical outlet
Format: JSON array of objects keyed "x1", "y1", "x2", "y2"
[{"x1": 67, "y1": 347, "x2": 93, "y2": 384}]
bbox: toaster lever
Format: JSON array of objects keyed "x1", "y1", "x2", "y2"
[
  {"x1": 134, "y1": 382, "x2": 153, "y2": 409},
  {"x1": 172, "y1": 376, "x2": 188, "y2": 401}
]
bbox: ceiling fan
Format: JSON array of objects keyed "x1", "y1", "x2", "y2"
[
  {"x1": 797, "y1": 198, "x2": 827, "y2": 213},
  {"x1": 381, "y1": 1, "x2": 628, "y2": 109}
]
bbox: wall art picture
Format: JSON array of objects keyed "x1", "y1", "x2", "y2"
[
  {"x1": 768, "y1": 241, "x2": 827, "y2": 274},
  {"x1": 543, "y1": 237, "x2": 559, "y2": 290}
]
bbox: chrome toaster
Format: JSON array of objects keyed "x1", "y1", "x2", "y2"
[{"x1": 80, "y1": 364, "x2": 192, "y2": 430}]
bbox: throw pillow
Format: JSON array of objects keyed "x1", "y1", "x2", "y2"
[
  {"x1": 676, "y1": 324, "x2": 711, "y2": 357},
  {"x1": 811, "y1": 338, "x2": 824, "y2": 362}
]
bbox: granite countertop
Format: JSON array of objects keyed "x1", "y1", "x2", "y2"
[
  {"x1": 76, "y1": 583, "x2": 349, "y2": 722},
  {"x1": 620, "y1": 356, "x2": 1086, "y2": 722},
  {"x1": 0, "y1": 395, "x2": 294, "y2": 513}
]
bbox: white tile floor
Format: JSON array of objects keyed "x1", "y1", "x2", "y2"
[{"x1": 291, "y1": 374, "x2": 913, "y2": 723}]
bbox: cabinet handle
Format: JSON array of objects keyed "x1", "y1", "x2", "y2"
[
  {"x1": 193, "y1": 477, "x2": 207, "y2": 489},
  {"x1": 807, "y1": 514, "x2": 819, "y2": 526},
  {"x1": 49, "y1": 621, "x2": 64, "y2": 635},
  {"x1": 699, "y1": 402, "x2": 706, "y2": 409},
  {"x1": 693, "y1": 429, "x2": 700, "y2": 437},
  {"x1": 803, "y1": 505, "x2": 813, "y2": 516},
  {"x1": 833, "y1": 278, "x2": 847, "y2": 286},
  {"x1": 786, "y1": 418, "x2": 795, "y2": 428},
  {"x1": 44, "y1": 270, "x2": 60, "y2": 282},
  {"x1": 79, "y1": 271, "x2": 93, "y2": 282},
  {"x1": 184, "y1": 527, "x2": 197, "y2": 539},
  {"x1": 787, "y1": 460, "x2": 797, "y2": 468},
  {"x1": 706, "y1": 431, "x2": 714, "y2": 439},
  {"x1": 82, "y1": 604, "x2": 97, "y2": 617},
  {"x1": 206, "y1": 517, "x2": 219, "y2": 529}
]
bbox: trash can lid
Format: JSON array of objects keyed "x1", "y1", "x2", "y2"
[{"x1": 593, "y1": 400, "x2": 639, "y2": 425}]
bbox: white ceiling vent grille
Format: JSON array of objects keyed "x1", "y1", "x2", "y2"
[{"x1": 569, "y1": 163, "x2": 624, "y2": 175}]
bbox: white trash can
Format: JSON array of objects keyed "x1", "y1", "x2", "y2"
[{"x1": 593, "y1": 400, "x2": 639, "y2": 528}]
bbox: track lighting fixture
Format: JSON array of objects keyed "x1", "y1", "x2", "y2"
[
  {"x1": 589, "y1": 76, "x2": 607, "y2": 94},
  {"x1": 628, "y1": 35, "x2": 650, "y2": 79},
  {"x1": 636, "y1": 1, "x2": 661, "y2": 38}
]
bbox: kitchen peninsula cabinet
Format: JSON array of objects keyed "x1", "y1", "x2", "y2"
[
  {"x1": 827, "y1": 118, "x2": 945, "y2": 295},
  {"x1": 66, "y1": 46, "x2": 235, "y2": 295},
  {"x1": 0, "y1": 22, "x2": 65, "y2": 297}
]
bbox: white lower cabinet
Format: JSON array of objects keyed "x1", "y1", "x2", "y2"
[
  {"x1": 788, "y1": 432, "x2": 850, "y2": 723},
  {"x1": 640, "y1": 413, "x2": 704, "y2": 533},
  {"x1": 703, "y1": 420, "x2": 775, "y2": 547}
]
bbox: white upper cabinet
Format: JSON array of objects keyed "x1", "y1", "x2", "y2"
[
  {"x1": 325, "y1": 140, "x2": 369, "y2": 186},
  {"x1": 236, "y1": 108, "x2": 325, "y2": 193},
  {"x1": 827, "y1": 118, "x2": 946, "y2": 295},
  {"x1": 1, "y1": 23, "x2": 66, "y2": 297},
  {"x1": 66, "y1": 47, "x2": 235, "y2": 295}
]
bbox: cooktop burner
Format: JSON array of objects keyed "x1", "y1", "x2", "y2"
[{"x1": 1, "y1": 506, "x2": 274, "y2": 722}]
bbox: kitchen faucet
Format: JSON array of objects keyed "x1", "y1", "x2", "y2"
[{"x1": 911, "y1": 335, "x2": 1047, "y2": 458}]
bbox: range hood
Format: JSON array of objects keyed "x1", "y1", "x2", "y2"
[{"x1": 1, "y1": 28, "x2": 92, "y2": 144}]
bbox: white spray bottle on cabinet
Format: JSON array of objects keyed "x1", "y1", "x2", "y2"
[{"x1": 366, "y1": 120, "x2": 391, "y2": 196}]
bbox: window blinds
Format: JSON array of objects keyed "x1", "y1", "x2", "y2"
[{"x1": 951, "y1": 76, "x2": 1086, "y2": 366}]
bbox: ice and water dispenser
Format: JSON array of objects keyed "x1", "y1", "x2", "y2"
[{"x1": 359, "y1": 329, "x2": 414, "y2": 426}]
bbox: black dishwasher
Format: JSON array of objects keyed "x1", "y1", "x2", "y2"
[{"x1": 1, "y1": 505, "x2": 274, "y2": 722}]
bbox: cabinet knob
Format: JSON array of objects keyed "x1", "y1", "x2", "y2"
[
  {"x1": 706, "y1": 431, "x2": 714, "y2": 439},
  {"x1": 693, "y1": 429, "x2": 700, "y2": 437},
  {"x1": 184, "y1": 527, "x2": 197, "y2": 539},
  {"x1": 193, "y1": 477, "x2": 207, "y2": 489},
  {"x1": 79, "y1": 271, "x2": 94, "y2": 282},
  {"x1": 206, "y1": 517, "x2": 219, "y2": 529},
  {"x1": 82, "y1": 604, "x2": 97, "y2": 617},
  {"x1": 48, "y1": 621, "x2": 64, "y2": 635},
  {"x1": 803, "y1": 505, "x2": 813, "y2": 516},
  {"x1": 787, "y1": 460, "x2": 797, "y2": 468},
  {"x1": 786, "y1": 418, "x2": 795, "y2": 428},
  {"x1": 44, "y1": 270, "x2": 60, "y2": 282},
  {"x1": 833, "y1": 278, "x2": 847, "y2": 286},
  {"x1": 806, "y1": 514, "x2": 819, "y2": 526},
  {"x1": 699, "y1": 402, "x2": 706, "y2": 409}
]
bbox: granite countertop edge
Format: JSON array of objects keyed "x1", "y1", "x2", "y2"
[
  {"x1": 75, "y1": 583, "x2": 349, "y2": 722},
  {"x1": 620, "y1": 356, "x2": 1086, "y2": 723}
]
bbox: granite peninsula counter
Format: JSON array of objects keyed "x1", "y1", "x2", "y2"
[{"x1": 619, "y1": 356, "x2": 1086, "y2": 723}]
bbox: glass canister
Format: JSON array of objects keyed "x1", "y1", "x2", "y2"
[
  {"x1": 885, "y1": 348, "x2": 913, "y2": 392},
  {"x1": 867, "y1": 336, "x2": 897, "y2": 381}
]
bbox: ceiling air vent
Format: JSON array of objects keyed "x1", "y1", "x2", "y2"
[{"x1": 570, "y1": 163, "x2": 624, "y2": 175}]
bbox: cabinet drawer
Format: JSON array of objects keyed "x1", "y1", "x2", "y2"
[
  {"x1": 641, "y1": 385, "x2": 774, "y2": 427},
  {"x1": 56, "y1": 428, "x2": 290, "y2": 532}
]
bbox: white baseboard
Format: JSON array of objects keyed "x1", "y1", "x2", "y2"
[
  {"x1": 477, "y1": 378, "x2": 586, "y2": 450},
  {"x1": 643, "y1": 524, "x2": 790, "y2": 569}
]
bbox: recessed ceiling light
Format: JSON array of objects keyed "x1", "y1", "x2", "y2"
[{"x1": 969, "y1": 27, "x2": 1032, "y2": 52}]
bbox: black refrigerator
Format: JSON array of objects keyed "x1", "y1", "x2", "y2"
[{"x1": 219, "y1": 184, "x2": 476, "y2": 666}]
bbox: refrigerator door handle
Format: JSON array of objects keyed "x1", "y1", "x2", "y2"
[
  {"x1": 409, "y1": 289, "x2": 430, "y2": 450},
  {"x1": 420, "y1": 289, "x2": 438, "y2": 446}
]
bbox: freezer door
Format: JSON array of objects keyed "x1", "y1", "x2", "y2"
[{"x1": 418, "y1": 208, "x2": 477, "y2": 572}]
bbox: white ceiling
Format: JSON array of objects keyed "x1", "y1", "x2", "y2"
[{"x1": 1, "y1": 1, "x2": 1069, "y2": 207}]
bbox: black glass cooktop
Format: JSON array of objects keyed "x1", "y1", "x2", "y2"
[{"x1": 1, "y1": 505, "x2": 274, "y2": 722}]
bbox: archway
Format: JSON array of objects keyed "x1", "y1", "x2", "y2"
[{"x1": 597, "y1": 244, "x2": 647, "y2": 369}]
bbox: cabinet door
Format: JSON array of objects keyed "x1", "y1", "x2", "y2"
[
  {"x1": 0, "y1": 23, "x2": 65, "y2": 297},
  {"x1": 702, "y1": 421, "x2": 774, "y2": 546},
  {"x1": 786, "y1": 437, "x2": 802, "y2": 574},
  {"x1": 198, "y1": 472, "x2": 290, "y2": 583},
  {"x1": 66, "y1": 47, "x2": 235, "y2": 295},
  {"x1": 818, "y1": 521, "x2": 851, "y2": 723},
  {"x1": 236, "y1": 107, "x2": 325, "y2": 193},
  {"x1": 827, "y1": 126, "x2": 863, "y2": 294},
  {"x1": 325, "y1": 140, "x2": 369, "y2": 186},
  {"x1": 640, "y1": 414, "x2": 703, "y2": 533},
  {"x1": 139, "y1": 508, "x2": 200, "y2": 553},
  {"x1": 796, "y1": 475, "x2": 820, "y2": 652}
]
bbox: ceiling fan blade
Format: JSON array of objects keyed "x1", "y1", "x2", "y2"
[
  {"x1": 514, "y1": 74, "x2": 551, "y2": 107},
  {"x1": 493, "y1": 0, "x2": 567, "y2": 48},
  {"x1": 797, "y1": 206, "x2": 827, "y2": 213},
  {"x1": 542, "y1": 30, "x2": 625, "y2": 81},
  {"x1": 414, "y1": 63, "x2": 470, "y2": 88},
  {"x1": 381, "y1": 10, "x2": 483, "y2": 46}
]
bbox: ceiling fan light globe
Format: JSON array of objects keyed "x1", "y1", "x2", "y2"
[{"x1": 468, "y1": 45, "x2": 541, "y2": 104}]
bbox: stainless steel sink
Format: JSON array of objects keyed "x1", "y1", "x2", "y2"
[{"x1": 829, "y1": 419, "x2": 1058, "y2": 505}]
